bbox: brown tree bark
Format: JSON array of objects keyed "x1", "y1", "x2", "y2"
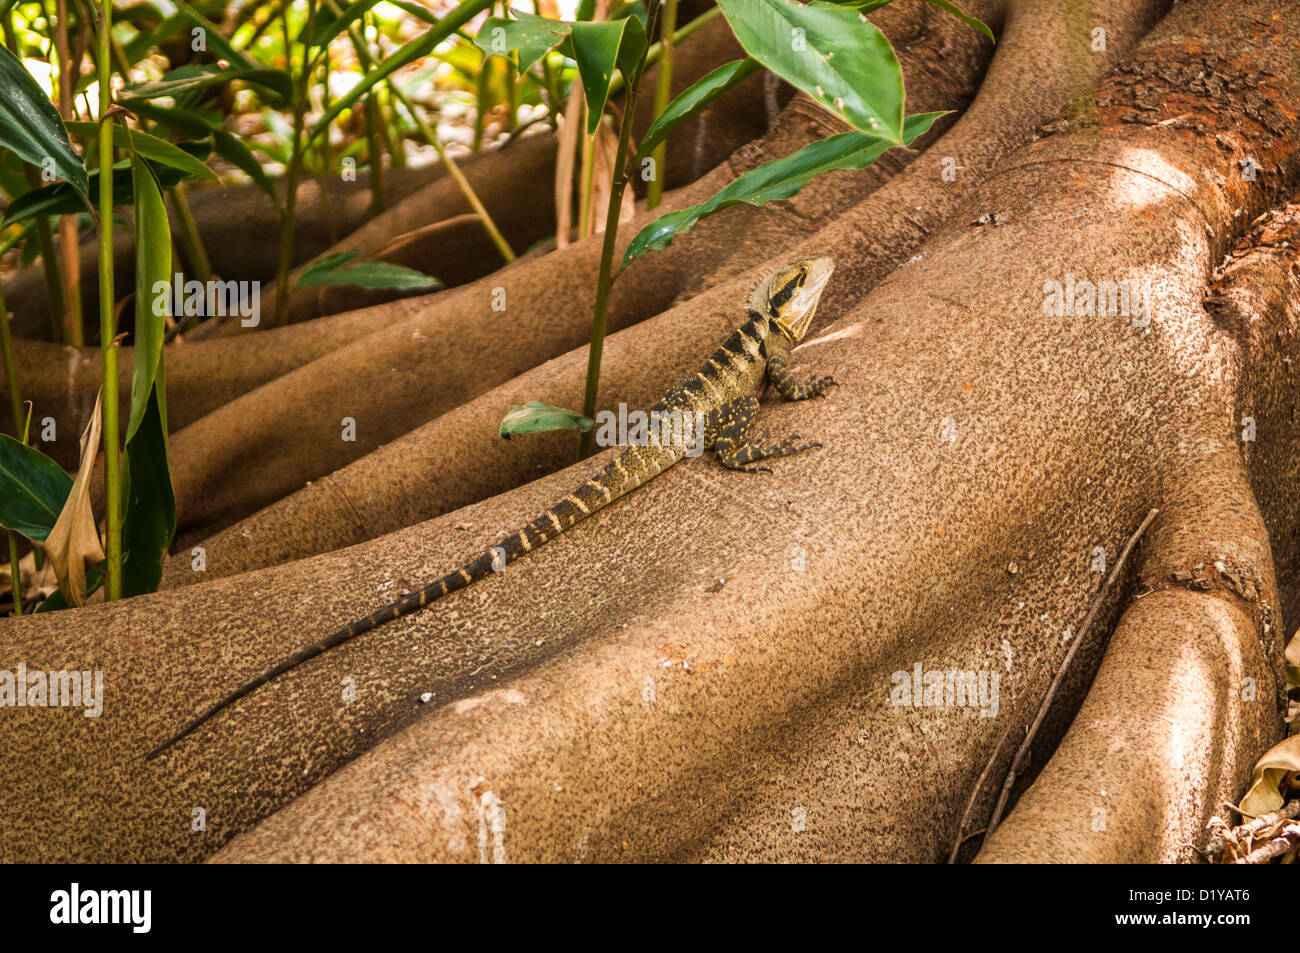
[{"x1": 159, "y1": 0, "x2": 998, "y2": 545}]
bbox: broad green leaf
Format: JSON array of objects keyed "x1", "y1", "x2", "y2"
[
  {"x1": 0, "y1": 42, "x2": 90, "y2": 203},
  {"x1": 310, "y1": 0, "x2": 496, "y2": 147},
  {"x1": 717, "y1": 0, "x2": 903, "y2": 140},
  {"x1": 0, "y1": 434, "x2": 72, "y2": 542},
  {"x1": 295, "y1": 250, "x2": 442, "y2": 291},
  {"x1": 569, "y1": 16, "x2": 646, "y2": 134},
  {"x1": 126, "y1": 155, "x2": 171, "y2": 444},
  {"x1": 307, "y1": 0, "x2": 383, "y2": 51},
  {"x1": 474, "y1": 12, "x2": 572, "y2": 71},
  {"x1": 636, "y1": 57, "x2": 761, "y2": 161},
  {"x1": 624, "y1": 111, "x2": 943, "y2": 265},
  {"x1": 121, "y1": 377, "x2": 175, "y2": 597},
  {"x1": 500, "y1": 401, "x2": 593, "y2": 439},
  {"x1": 63, "y1": 122, "x2": 217, "y2": 182},
  {"x1": 120, "y1": 64, "x2": 293, "y2": 105},
  {"x1": 2, "y1": 158, "x2": 190, "y2": 225}
]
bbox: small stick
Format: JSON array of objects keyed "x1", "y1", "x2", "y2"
[{"x1": 985, "y1": 507, "x2": 1159, "y2": 837}]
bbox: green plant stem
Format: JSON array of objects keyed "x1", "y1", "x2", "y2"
[
  {"x1": 645, "y1": 0, "x2": 678, "y2": 210},
  {"x1": 95, "y1": 0, "x2": 121, "y2": 600},
  {"x1": 391, "y1": 89, "x2": 515, "y2": 263},
  {"x1": 168, "y1": 183, "x2": 211, "y2": 285},
  {"x1": 5, "y1": 531, "x2": 19, "y2": 615},
  {"x1": 1, "y1": 273, "x2": 23, "y2": 611},
  {"x1": 272, "y1": 0, "x2": 316, "y2": 327},
  {"x1": 364, "y1": 92, "x2": 384, "y2": 216},
  {"x1": 473, "y1": 50, "x2": 489, "y2": 151},
  {"x1": 577, "y1": 79, "x2": 643, "y2": 460},
  {"x1": 577, "y1": 126, "x2": 595, "y2": 239},
  {"x1": 0, "y1": 283, "x2": 21, "y2": 435}
]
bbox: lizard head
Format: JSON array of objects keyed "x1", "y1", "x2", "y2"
[{"x1": 758, "y1": 256, "x2": 835, "y2": 343}]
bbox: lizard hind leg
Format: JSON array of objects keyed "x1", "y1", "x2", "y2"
[{"x1": 709, "y1": 397, "x2": 821, "y2": 474}]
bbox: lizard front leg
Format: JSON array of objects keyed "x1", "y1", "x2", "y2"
[
  {"x1": 767, "y1": 350, "x2": 836, "y2": 401},
  {"x1": 709, "y1": 396, "x2": 821, "y2": 473}
]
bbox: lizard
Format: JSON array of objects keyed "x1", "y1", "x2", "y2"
[{"x1": 145, "y1": 256, "x2": 837, "y2": 760}]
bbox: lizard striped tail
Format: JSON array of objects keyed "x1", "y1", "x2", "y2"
[{"x1": 145, "y1": 442, "x2": 683, "y2": 760}]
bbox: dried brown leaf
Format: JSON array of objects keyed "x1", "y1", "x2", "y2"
[
  {"x1": 43, "y1": 390, "x2": 105, "y2": 607},
  {"x1": 1240, "y1": 735, "x2": 1300, "y2": 815}
]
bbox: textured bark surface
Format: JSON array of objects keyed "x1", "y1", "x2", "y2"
[{"x1": 159, "y1": 0, "x2": 1007, "y2": 580}]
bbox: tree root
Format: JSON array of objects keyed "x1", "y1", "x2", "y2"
[{"x1": 164, "y1": 0, "x2": 1160, "y2": 581}]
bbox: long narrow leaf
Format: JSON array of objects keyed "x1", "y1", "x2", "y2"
[
  {"x1": 2, "y1": 158, "x2": 190, "y2": 225},
  {"x1": 121, "y1": 378, "x2": 175, "y2": 597},
  {"x1": 295, "y1": 250, "x2": 441, "y2": 291},
  {"x1": 0, "y1": 42, "x2": 89, "y2": 203},
  {"x1": 176, "y1": 2, "x2": 262, "y2": 69},
  {"x1": 63, "y1": 122, "x2": 217, "y2": 182},
  {"x1": 623, "y1": 112, "x2": 944, "y2": 265},
  {"x1": 126, "y1": 154, "x2": 171, "y2": 444},
  {"x1": 635, "y1": 57, "x2": 761, "y2": 161},
  {"x1": 120, "y1": 64, "x2": 293, "y2": 105}
]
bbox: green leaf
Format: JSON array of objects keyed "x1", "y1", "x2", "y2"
[
  {"x1": 128, "y1": 100, "x2": 220, "y2": 138},
  {"x1": 717, "y1": 0, "x2": 903, "y2": 139},
  {"x1": 120, "y1": 64, "x2": 293, "y2": 105},
  {"x1": 126, "y1": 154, "x2": 171, "y2": 445},
  {"x1": 499, "y1": 401, "x2": 594, "y2": 439},
  {"x1": 623, "y1": 111, "x2": 943, "y2": 265},
  {"x1": 310, "y1": 0, "x2": 496, "y2": 147},
  {"x1": 918, "y1": 0, "x2": 994, "y2": 41},
  {"x1": 0, "y1": 42, "x2": 90, "y2": 204},
  {"x1": 0, "y1": 434, "x2": 72, "y2": 542},
  {"x1": 175, "y1": 2, "x2": 262, "y2": 69},
  {"x1": 124, "y1": 102, "x2": 282, "y2": 202},
  {"x1": 636, "y1": 57, "x2": 761, "y2": 161},
  {"x1": 474, "y1": 12, "x2": 572, "y2": 71},
  {"x1": 121, "y1": 378, "x2": 175, "y2": 598},
  {"x1": 2, "y1": 158, "x2": 189, "y2": 225},
  {"x1": 569, "y1": 16, "x2": 646, "y2": 134},
  {"x1": 295, "y1": 250, "x2": 442, "y2": 291},
  {"x1": 63, "y1": 122, "x2": 217, "y2": 182},
  {"x1": 307, "y1": 0, "x2": 383, "y2": 51},
  {"x1": 211, "y1": 129, "x2": 277, "y2": 203},
  {"x1": 0, "y1": 148, "x2": 32, "y2": 199}
]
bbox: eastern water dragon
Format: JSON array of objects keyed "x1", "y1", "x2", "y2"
[{"x1": 146, "y1": 256, "x2": 837, "y2": 759}]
